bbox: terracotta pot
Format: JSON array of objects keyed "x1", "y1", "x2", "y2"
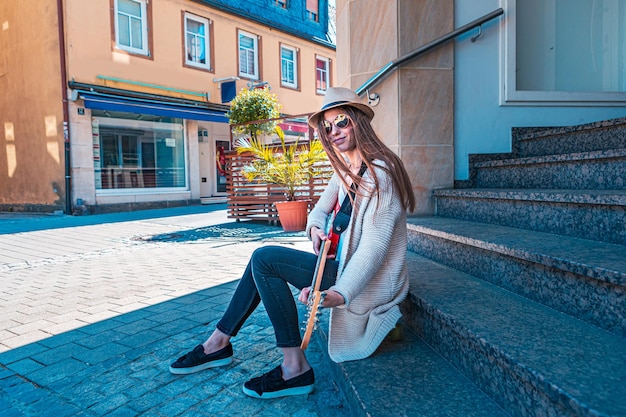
[{"x1": 274, "y1": 200, "x2": 309, "y2": 232}]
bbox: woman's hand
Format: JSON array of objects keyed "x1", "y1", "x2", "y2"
[
  {"x1": 321, "y1": 289, "x2": 346, "y2": 308},
  {"x1": 310, "y1": 226, "x2": 325, "y2": 255},
  {"x1": 310, "y1": 226, "x2": 335, "y2": 259},
  {"x1": 298, "y1": 286, "x2": 311, "y2": 304},
  {"x1": 299, "y1": 287, "x2": 345, "y2": 308}
]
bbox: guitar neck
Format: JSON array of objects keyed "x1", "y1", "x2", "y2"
[
  {"x1": 301, "y1": 233, "x2": 331, "y2": 350},
  {"x1": 309, "y1": 239, "x2": 329, "y2": 295},
  {"x1": 309, "y1": 212, "x2": 335, "y2": 296}
]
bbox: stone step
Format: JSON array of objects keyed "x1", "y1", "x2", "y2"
[
  {"x1": 407, "y1": 216, "x2": 626, "y2": 337},
  {"x1": 312, "y1": 315, "x2": 509, "y2": 417},
  {"x1": 511, "y1": 116, "x2": 626, "y2": 158},
  {"x1": 471, "y1": 148, "x2": 626, "y2": 190},
  {"x1": 401, "y1": 251, "x2": 626, "y2": 417},
  {"x1": 432, "y1": 188, "x2": 626, "y2": 245}
]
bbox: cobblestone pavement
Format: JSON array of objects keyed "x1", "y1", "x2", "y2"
[{"x1": 0, "y1": 205, "x2": 352, "y2": 416}]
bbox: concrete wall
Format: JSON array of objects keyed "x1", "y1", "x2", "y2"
[
  {"x1": 0, "y1": 0, "x2": 66, "y2": 211},
  {"x1": 336, "y1": 0, "x2": 454, "y2": 215}
]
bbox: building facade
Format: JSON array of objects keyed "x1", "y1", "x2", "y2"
[{"x1": 0, "y1": 0, "x2": 335, "y2": 214}]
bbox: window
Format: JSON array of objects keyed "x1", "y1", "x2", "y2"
[
  {"x1": 316, "y1": 56, "x2": 330, "y2": 93},
  {"x1": 238, "y1": 30, "x2": 259, "y2": 79},
  {"x1": 92, "y1": 112, "x2": 186, "y2": 190},
  {"x1": 274, "y1": 0, "x2": 288, "y2": 8},
  {"x1": 280, "y1": 45, "x2": 299, "y2": 89},
  {"x1": 114, "y1": 0, "x2": 149, "y2": 55},
  {"x1": 503, "y1": 0, "x2": 626, "y2": 104},
  {"x1": 306, "y1": 0, "x2": 319, "y2": 22},
  {"x1": 184, "y1": 13, "x2": 211, "y2": 70}
]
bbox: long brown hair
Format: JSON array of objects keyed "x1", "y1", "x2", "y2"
[{"x1": 317, "y1": 106, "x2": 416, "y2": 213}]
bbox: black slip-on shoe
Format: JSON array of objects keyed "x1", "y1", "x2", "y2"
[
  {"x1": 242, "y1": 365, "x2": 314, "y2": 399},
  {"x1": 169, "y1": 343, "x2": 233, "y2": 375}
]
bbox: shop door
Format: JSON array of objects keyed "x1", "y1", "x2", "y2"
[
  {"x1": 214, "y1": 139, "x2": 230, "y2": 195},
  {"x1": 198, "y1": 137, "x2": 211, "y2": 197}
]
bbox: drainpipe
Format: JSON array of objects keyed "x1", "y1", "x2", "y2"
[{"x1": 57, "y1": 0, "x2": 72, "y2": 214}]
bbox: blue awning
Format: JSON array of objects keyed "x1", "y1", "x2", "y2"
[{"x1": 80, "y1": 92, "x2": 229, "y2": 123}]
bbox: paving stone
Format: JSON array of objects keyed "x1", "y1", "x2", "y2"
[
  {"x1": 30, "y1": 399, "x2": 85, "y2": 417},
  {"x1": 74, "y1": 318, "x2": 125, "y2": 336},
  {"x1": 114, "y1": 319, "x2": 160, "y2": 336},
  {"x1": 37, "y1": 330, "x2": 88, "y2": 349},
  {"x1": 1, "y1": 340, "x2": 56, "y2": 361},
  {"x1": 1, "y1": 375, "x2": 42, "y2": 403},
  {"x1": 86, "y1": 393, "x2": 129, "y2": 415},
  {"x1": 76, "y1": 329, "x2": 126, "y2": 349},
  {"x1": 7, "y1": 358, "x2": 45, "y2": 375},
  {"x1": 151, "y1": 317, "x2": 198, "y2": 335},
  {"x1": 117, "y1": 329, "x2": 168, "y2": 349},
  {"x1": 126, "y1": 390, "x2": 167, "y2": 412},
  {"x1": 0, "y1": 366, "x2": 15, "y2": 379},
  {"x1": 26, "y1": 357, "x2": 89, "y2": 385},
  {"x1": 62, "y1": 381, "x2": 108, "y2": 412},
  {"x1": 104, "y1": 309, "x2": 154, "y2": 325},
  {"x1": 102, "y1": 406, "x2": 140, "y2": 417},
  {"x1": 0, "y1": 405, "x2": 24, "y2": 417},
  {"x1": 31, "y1": 342, "x2": 91, "y2": 366}
]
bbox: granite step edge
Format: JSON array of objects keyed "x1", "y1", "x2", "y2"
[
  {"x1": 512, "y1": 116, "x2": 626, "y2": 142},
  {"x1": 407, "y1": 217, "x2": 626, "y2": 286},
  {"x1": 403, "y1": 252, "x2": 626, "y2": 417},
  {"x1": 312, "y1": 315, "x2": 510, "y2": 417},
  {"x1": 432, "y1": 188, "x2": 626, "y2": 206},
  {"x1": 473, "y1": 148, "x2": 626, "y2": 169}
]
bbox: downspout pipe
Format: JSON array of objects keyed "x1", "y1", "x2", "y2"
[{"x1": 57, "y1": 0, "x2": 72, "y2": 214}]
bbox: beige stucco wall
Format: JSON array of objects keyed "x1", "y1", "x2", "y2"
[
  {"x1": 336, "y1": 0, "x2": 454, "y2": 215},
  {"x1": 0, "y1": 0, "x2": 66, "y2": 210}
]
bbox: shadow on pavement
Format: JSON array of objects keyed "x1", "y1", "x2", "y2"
[
  {"x1": 0, "y1": 281, "x2": 349, "y2": 416},
  {"x1": 138, "y1": 220, "x2": 307, "y2": 243}
]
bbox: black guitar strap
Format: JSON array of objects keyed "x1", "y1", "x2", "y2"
[{"x1": 332, "y1": 162, "x2": 367, "y2": 235}]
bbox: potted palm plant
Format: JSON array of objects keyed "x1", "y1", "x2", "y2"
[{"x1": 227, "y1": 87, "x2": 328, "y2": 231}]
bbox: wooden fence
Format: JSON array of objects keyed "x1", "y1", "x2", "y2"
[{"x1": 224, "y1": 148, "x2": 332, "y2": 224}]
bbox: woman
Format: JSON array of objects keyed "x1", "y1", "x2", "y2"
[{"x1": 169, "y1": 87, "x2": 416, "y2": 399}]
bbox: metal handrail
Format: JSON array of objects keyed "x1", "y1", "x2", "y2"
[{"x1": 355, "y1": 8, "x2": 504, "y2": 98}]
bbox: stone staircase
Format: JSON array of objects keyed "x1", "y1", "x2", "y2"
[{"x1": 315, "y1": 117, "x2": 626, "y2": 416}]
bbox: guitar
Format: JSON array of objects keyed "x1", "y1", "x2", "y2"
[{"x1": 300, "y1": 213, "x2": 335, "y2": 350}]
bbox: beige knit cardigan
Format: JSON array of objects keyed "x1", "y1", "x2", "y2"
[{"x1": 306, "y1": 162, "x2": 409, "y2": 363}]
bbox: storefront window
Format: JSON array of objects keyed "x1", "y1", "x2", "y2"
[{"x1": 91, "y1": 111, "x2": 186, "y2": 190}]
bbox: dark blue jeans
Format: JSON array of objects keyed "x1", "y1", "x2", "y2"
[{"x1": 216, "y1": 245, "x2": 339, "y2": 348}]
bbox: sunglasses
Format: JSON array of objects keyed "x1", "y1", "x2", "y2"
[{"x1": 322, "y1": 114, "x2": 351, "y2": 134}]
